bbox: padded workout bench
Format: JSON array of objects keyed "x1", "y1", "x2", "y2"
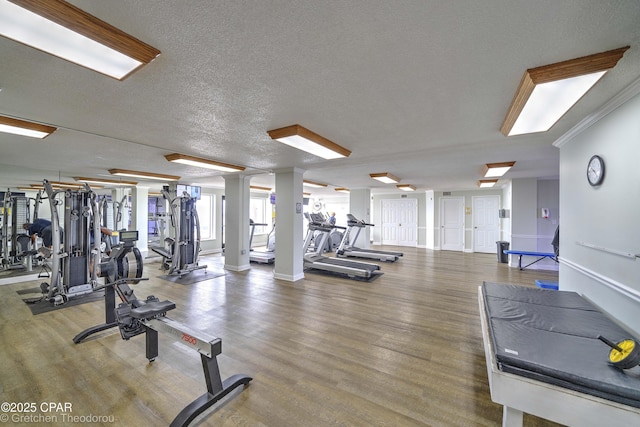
[
  {"x1": 479, "y1": 282, "x2": 640, "y2": 426},
  {"x1": 503, "y1": 250, "x2": 557, "y2": 270}
]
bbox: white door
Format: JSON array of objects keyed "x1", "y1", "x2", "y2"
[
  {"x1": 440, "y1": 197, "x2": 464, "y2": 251},
  {"x1": 381, "y1": 198, "x2": 417, "y2": 247},
  {"x1": 472, "y1": 195, "x2": 500, "y2": 253}
]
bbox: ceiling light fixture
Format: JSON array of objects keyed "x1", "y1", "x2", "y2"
[
  {"x1": 250, "y1": 185, "x2": 272, "y2": 192},
  {"x1": 478, "y1": 179, "x2": 498, "y2": 188},
  {"x1": 0, "y1": 115, "x2": 57, "y2": 138},
  {"x1": 303, "y1": 180, "x2": 328, "y2": 188},
  {"x1": 31, "y1": 181, "x2": 102, "y2": 189},
  {"x1": 0, "y1": 0, "x2": 161, "y2": 80},
  {"x1": 109, "y1": 168, "x2": 180, "y2": 182},
  {"x1": 483, "y1": 161, "x2": 516, "y2": 178},
  {"x1": 267, "y1": 125, "x2": 351, "y2": 160},
  {"x1": 501, "y1": 46, "x2": 629, "y2": 136},
  {"x1": 164, "y1": 153, "x2": 245, "y2": 172},
  {"x1": 334, "y1": 187, "x2": 350, "y2": 193},
  {"x1": 396, "y1": 184, "x2": 416, "y2": 192},
  {"x1": 370, "y1": 172, "x2": 400, "y2": 184},
  {"x1": 75, "y1": 176, "x2": 138, "y2": 186}
]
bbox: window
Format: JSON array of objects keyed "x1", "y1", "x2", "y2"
[
  {"x1": 197, "y1": 194, "x2": 215, "y2": 240},
  {"x1": 250, "y1": 197, "x2": 270, "y2": 235}
]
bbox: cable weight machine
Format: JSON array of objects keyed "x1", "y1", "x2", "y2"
[
  {"x1": 39, "y1": 179, "x2": 101, "y2": 305},
  {"x1": 0, "y1": 190, "x2": 30, "y2": 271},
  {"x1": 150, "y1": 188, "x2": 206, "y2": 277}
]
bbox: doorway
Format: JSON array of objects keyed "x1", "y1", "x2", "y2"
[
  {"x1": 440, "y1": 196, "x2": 464, "y2": 251},
  {"x1": 472, "y1": 195, "x2": 500, "y2": 253},
  {"x1": 380, "y1": 198, "x2": 417, "y2": 247}
]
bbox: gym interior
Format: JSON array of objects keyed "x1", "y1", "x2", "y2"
[{"x1": 1, "y1": 2, "x2": 640, "y2": 426}]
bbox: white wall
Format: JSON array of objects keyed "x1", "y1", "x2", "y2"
[
  {"x1": 557, "y1": 89, "x2": 640, "y2": 334},
  {"x1": 507, "y1": 178, "x2": 559, "y2": 270},
  {"x1": 501, "y1": 181, "x2": 512, "y2": 241}
]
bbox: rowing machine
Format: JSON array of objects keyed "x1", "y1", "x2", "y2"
[{"x1": 73, "y1": 230, "x2": 251, "y2": 427}]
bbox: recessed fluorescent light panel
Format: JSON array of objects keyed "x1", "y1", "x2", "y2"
[
  {"x1": 32, "y1": 181, "x2": 100, "y2": 189},
  {"x1": 164, "y1": 153, "x2": 245, "y2": 172},
  {"x1": 303, "y1": 180, "x2": 328, "y2": 188},
  {"x1": 478, "y1": 180, "x2": 498, "y2": 188},
  {"x1": 501, "y1": 47, "x2": 629, "y2": 136},
  {"x1": 267, "y1": 125, "x2": 351, "y2": 160},
  {"x1": 396, "y1": 184, "x2": 416, "y2": 191},
  {"x1": 109, "y1": 169, "x2": 180, "y2": 181},
  {"x1": 0, "y1": 0, "x2": 160, "y2": 80},
  {"x1": 75, "y1": 177, "x2": 138, "y2": 186},
  {"x1": 250, "y1": 185, "x2": 272, "y2": 192},
  {"x1": 370, "y1": 172, "x2": 400, "y2": 184},
  {"x1": 0, "y1": 115, "x2": 57, "y2": 138},
  {"x1": 483, "y1": 162, "x2": 515, "y2": 178}
]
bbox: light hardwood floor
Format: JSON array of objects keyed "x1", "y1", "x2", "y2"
[{"x1": 0, "y1": 248, "x2": 562, "y2": 426}]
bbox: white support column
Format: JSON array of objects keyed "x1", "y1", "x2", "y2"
[
  {"x1": 130, "y1": 186, "x2": 149, "y2": 255},
  {"x1": 426, "y1": 190, "x2": 435, "y2": 249},
  {"x1": 349, "y1": 188, "x2": 371, "y2": 248},
  {"x1": 274, "y1": 168, "x2": 305, "y2": 281},
  {"x1": 223, "y1": 175, "x2": 251, "y2": 271}
]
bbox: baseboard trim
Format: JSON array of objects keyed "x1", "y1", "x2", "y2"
[
  {"x1": 273, "y1": 272, "x2": 305, "y2": 282},
  {"x1": 224, "y1": 263, "x2": 251, "y2": 272}
]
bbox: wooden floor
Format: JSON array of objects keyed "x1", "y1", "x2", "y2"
[{"x1": 0, "y1": 248, "x2": 562, "y2": 426}]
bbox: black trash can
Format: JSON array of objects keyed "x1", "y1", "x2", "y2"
[{"x1": 496, "y1": 241, "x2": 509, "y2": 263}]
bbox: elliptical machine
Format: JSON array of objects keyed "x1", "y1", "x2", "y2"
[{"x1": 150, "y1": 188, "x2": 207, "y2": 277}]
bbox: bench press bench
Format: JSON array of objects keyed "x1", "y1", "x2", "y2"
[{"x1": 503, "y1": 250, "x2": 558, "y2": 270}]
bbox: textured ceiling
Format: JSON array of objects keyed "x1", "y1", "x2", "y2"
[{"x1": 1, "y1": 0, "x2": 640, "y2": 197}]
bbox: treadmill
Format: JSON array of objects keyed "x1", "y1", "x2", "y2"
[
  {"x1": 336, "y1": 214, "x2": 403, "y2": 262},
  {"x1": 249, "y1": 219, "x2": 275, "y2": 264},
  {"x1": 303, "y1": 213, "x2": 381, "y2": 279}
]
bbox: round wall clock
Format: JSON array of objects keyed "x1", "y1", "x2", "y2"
[{"x1": 587, "y1": 155, "x2": 605, "y2": 186}]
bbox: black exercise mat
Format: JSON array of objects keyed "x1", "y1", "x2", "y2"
[
  {"x1": 18, "y1": 288, "x2": 104, "y2": 315},
  {"x1": 481, "y1": 282, "x2": 640, "y2": 408},
  {"x1": 158, "y1": 268, "x2": 225, "y2": 285}
]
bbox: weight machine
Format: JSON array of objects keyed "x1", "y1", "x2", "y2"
[
  {"x1": 150, "y1": 189, "x2": 206, "y2": 277},
  {"x1": 39, "y1": 179, "x2": 101, "y2": 305},
  {"x1": 74, "y1": 230, "x2": 251, "y2": 427},
  {"x1": 1, "y1": 190, "x2": 31, "y2": 271}
]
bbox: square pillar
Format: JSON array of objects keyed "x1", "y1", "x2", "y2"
[
  {"x1": 274, "y1": 168, "x2": 305, "y2": 281},
  {"x1": 223, "y1": 175, "x2": 251, "y2": 271},
  {"x1": 130, "y1": 186, "x2": 149, "y2": 255}
]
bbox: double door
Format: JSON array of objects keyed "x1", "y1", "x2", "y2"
[{"x1": 381, "y1": 199, "x2": 417, "y2": 247}]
